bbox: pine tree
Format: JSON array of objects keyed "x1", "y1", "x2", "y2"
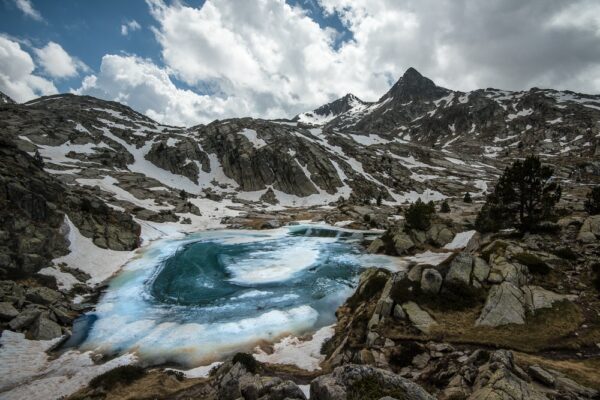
[
  {"x1": 475, "y1": 155, "x2": 561, "y2": 232},
  {"x1": 463, "y1": 192, "x2": 472, "y2": 203},
  {"x1": 405, "y1": 198, "x2": 436, "y2": 231},
  {"x1": 584, "y1": 186, "x2": 600, "y2": 215},
  {"x1": 376, "y1": 193, "x2": 383, "y2": 206},
  {"x1": 440, "y1": 200, "x2": 451, "y2": 213},
  {"x1": 179, "y1": 189, "x2": 188, "y2": 200}
]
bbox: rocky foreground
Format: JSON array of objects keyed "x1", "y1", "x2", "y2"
[{"x1": 56, "y1": 191, "x2": 600, "y2": 400}]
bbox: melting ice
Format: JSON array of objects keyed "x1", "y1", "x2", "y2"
[{"x1": 80, "y1": 225, "x2": 403, "y2": 366}]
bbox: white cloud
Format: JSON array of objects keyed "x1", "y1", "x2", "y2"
[
  {"x1": 74, "y1": 54, "x2": 253, "y2": 126},
  {"x1": 34, "y1": 42, "x2": 89, "y2": 79},
  {"x1": 121, "y1": 20, "x2": 142, "y2": 36},
  {"x1": 77, "y1": 0, "x2": 600, "y2": 125},
  {"x1": 0, "y1": 36, "x2": 57, "y2": 102},
  {"x1": 14, "y1": 0, "x2": 43, "y2": 21}
]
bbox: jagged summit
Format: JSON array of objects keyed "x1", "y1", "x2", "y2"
[
  {"x1": 294, "y1": 92, "x2": 370, "y2": 125},
  {"x1": 380, "y1": 67, "x2": 450, "y2": 103},
  {"x1": 0, "y1": 90, "x2": 16, "y2": 105}
]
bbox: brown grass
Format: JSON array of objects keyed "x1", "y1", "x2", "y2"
[
  {"x1": 384, "y1": 300, "x2": 586, "y2": 353},
  {"x1": 515, "y1": 353, "x2": 600, "y2": 391}
]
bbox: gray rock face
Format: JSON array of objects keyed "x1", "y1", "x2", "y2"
[
  {"x1": 0, "y1": 301, "x2": 19, "y2": 320},
  {"x1": 310, "y1": 364, "x2": 435, "y2": 400},
  {"x1": 402, "y1": 301, "x2": 438, "y2": 334},
  {"x1": 426, "y1": 224, "x2": 454, "y2": 247},
  {"x1": 29, "y1": 314, "x2": 63, "y2": 340},
  {"x1": 476, "y1": 282, "x2": 527, "y2": 327},
  {"x1": 445, "y1": 252, "x2": 473, "y2": 285},
  {"x1": 528, "y1": 365, "x2": 555, "y2": 387},
  {"x1": 420, "y1": 268, "x2": 442, "y2": 294},
  {"x1": 145, "y1": 138, "x2": 210, "y2": 184},
  {"x1": 26, "y1": 287, "x2": 62, "y2": 305}
]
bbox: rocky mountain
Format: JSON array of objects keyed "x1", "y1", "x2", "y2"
[
  {"x1": 294, "y1": 93, "x2": 371, "y2": 125},
  {"x1": 0, "y1": 91, "x2": 15, "y2": 105}
]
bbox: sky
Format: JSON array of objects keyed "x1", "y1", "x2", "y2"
[{"x1": 1, "y1": 0, "x2": 600, "y2": 126}]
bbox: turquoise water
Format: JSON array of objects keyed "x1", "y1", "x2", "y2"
[{"x1": 80, "y1": 225, "x2": 401, "y2": 366}]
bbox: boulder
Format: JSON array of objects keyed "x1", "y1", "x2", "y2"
[
  {"x1": 522, "y1": 285, "x2": 574, "y2": 311},
  {"x1": 402, "y1": 301, "x2": 438, "y2": 334},
  {"x1": 310, "y1": 364, "x2": 435, "y2": 400},
  {"x1": 475, "y1": 282, "x2": 527, "y2": 327},
  {"x1": 469, "y1": 351, "x2": 549, "y2": 400},
  {"x1": 488, "y1": 255, "x2": 529, "y2": 286},
  {"x1": 0, "y1": 301, "x2": 19, "y2": 320},
  {"x1": 472, "y1": 256, "x2": 490, "y2": 283},
  {"x1": 577, "y1": 215, "x2": 600, "y2": 243},
  {"x1": 240, "y1": 375, "x2": 306, "y2": 400},
  {"x1": 393, "y1": 232, "x2": 415, "y2": 255},
  {"x1": 29, "y1": 314, "x2": 63, "y2": 340},
  {"x1": 393, "y1": 304, "x2": 406, "y2": 320},
  {"x1": 420, "y1": 268, "x2": 442, "y2": 294},
  {"x1": 367, "y1": 238, "x2": 385, "y2": 254},
  {"x1": 528, "y1": 365, "x2": 555, "y2": 387},
  {"x1": 25, "y1": 287, "x2": 62, "y2": 305},
  {"x1": 9, "y1": 309, "x2": 41, "y2": 330},
  {"x1": 426, "y1": 224, "x2": 454, "y2": 247},
  {"x1": 445, "y1": 252, "x2": 473, "y2": 285}
]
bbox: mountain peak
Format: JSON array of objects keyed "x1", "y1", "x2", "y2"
[
  {"x1": 402, "y1": 67, "x2": 423, "y2": 79},
  {"x1": 0, "y1": 91, "x2": 16, "y2": 105},
  {"x1": 381, "y1": 67, "x2": 450, "y2": 103}
]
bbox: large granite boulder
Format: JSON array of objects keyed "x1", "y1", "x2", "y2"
[
  {"x1": 420, "y1": 268, "x2": 442, "y2": 294},
  {"x1": 577, "y1": 215, "x2": 600, "y2": 243},
  {"x1": 310, "y1": 364, "x2": 435, "y2": 400},
  {"x1": 445, "y1": 252, "x2": 473, "y2": 285},
  {"x1": 402, "y1": 301, "x2": 438, "y2": 334},
  {"x1": 475, "y1": 282, "x2": 527, "y2": 327}
]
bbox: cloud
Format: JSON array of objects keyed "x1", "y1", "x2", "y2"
[
  {"x1": 34, "y1": 41, "x2": 89, "y2": 79},
  {"x1": 13, "y1": 0, "x2": 43, "y2": 21},
  {"x1": 0, "y1": 36, "x2": 57, "y2": 102},
  {"x1": 121, "y1": 20, "x2": 142, "y2": 36},
  {"x1": 78, "y1": 0, "x2": 600, "y2": 125},
  {"x1": 74, "y1": 54, "x2": 253, "y2": 126}
]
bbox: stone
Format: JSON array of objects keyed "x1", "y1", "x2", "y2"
[
  {"x1": 9, "y1": 309, "x2": 41, "y2": 330},
  {"x1": 476, "y1": 282, "x2": 527, "y2": 327},
  {"x1": 29, "y1": 314, "x2": 63, "y2": 340},
  {"x1": 528, "y1": 365, "x2": 555, "y2": 387},
  {"x1": 0, "y1": 301, "x2": 19, "y2": 320},
  {"x1": 412, "y1": 352, "x2": 431, "y2": 369},
  {"x1": 577, "y1": 215, "x2": 600, "y2": 242},
  {"x1": 25, "y1": 287, "x2": 62, "y2": 305},
  {"x1": 472, "y1": 256, "x2": 490, "y2": 283},
  {"x1": 445, "y1": 252, "x2": 473, "y2": 285},
  {"x1": 522, "y1": 285, "x2": 573, "y2": 311},
  {"x1": 420, "y1": 268, "x2": 442, "y2": 294},
  {"x1": 402, "y1": 302, "x2": 437, "y2": 334},
  {"x1": 393, "y1": 304, "x2": 406, "y2": 320},
  {"x1": 240, "y1": 375, "x2": 306, "y2": 400},
  {"x1": 426, "y1": 224, "x2": 454, "y2": 247},
  {"x1": 407, "y1": 265, "x2": 424, "y2": 282},
  {"x1": 488, "y1": 255, "x2": 529, "y2": 286},
  {"x1": 367, "y1": 238, "x2": 385, "y2": 254},
  {"x1": 310, "y1": 364, "x2": 435, "y2": 400},
  {"x1": 393, "y1": 232, "x2": 415, "y2": 255}
]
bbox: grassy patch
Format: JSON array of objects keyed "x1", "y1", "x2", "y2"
[
  {"x1": 430, "y1": 300, "x2": 584, "y2": 352},
  {"x1": 515, "y1": 353, "x2": 600, "y2": 391},
  {"x1": 348, "y1": 375, "x2": 407, "y2": 400},
  {"x1": 89, "y1": 365, "x2": 146, "y2": 389}
]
